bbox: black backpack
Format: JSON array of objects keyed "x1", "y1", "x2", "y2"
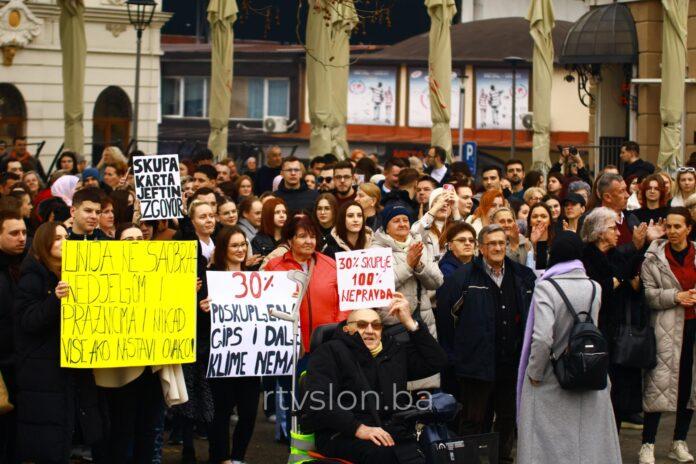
[{"x1": 548, "y1": 278, "x2": 609, "y2": 391}]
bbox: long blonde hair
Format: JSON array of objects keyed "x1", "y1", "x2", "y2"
[{"x1": 98, "y1": 146, "x2": 128, "y2": 169}]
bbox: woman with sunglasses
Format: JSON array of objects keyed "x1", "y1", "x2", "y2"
[
  {"x1": 671, "y1": 167, "x2": 696, "y2": 207},
  {"x1": 199, "y1": 226, "x2": 261, "y2": 464},
  {"x1": 438, "y1": 222, "x2": 477, "y2": 278}
]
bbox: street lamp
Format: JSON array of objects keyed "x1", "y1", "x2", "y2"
[
  {"x1": 126, "y1": 0, "x2": 157, "y2": 150},
  {"x1": 504, "y1": 56, "x2": 525, "y2": 159},
  {"x1": 457, "y1": 73, "x2": 468, "y2": 161}
]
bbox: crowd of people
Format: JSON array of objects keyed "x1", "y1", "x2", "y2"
[{"x1": 0, "y1": 137, "x2": 695, "y2": 463}]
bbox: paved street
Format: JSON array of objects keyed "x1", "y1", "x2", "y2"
[{"x1": 160, "y1": 406, "x2": 696, "y2": 464}]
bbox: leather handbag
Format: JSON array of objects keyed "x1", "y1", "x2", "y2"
[{"x1": 611, "y1": 297, "x2": 657, "y2": 370}]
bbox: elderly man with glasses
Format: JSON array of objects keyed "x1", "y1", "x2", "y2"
[
  {"x1": 436, "y1": 224, "x2": 536, "y2": 463},
  {"x1": 302, "y1": 292, "x2": 447, "y2": 464}
]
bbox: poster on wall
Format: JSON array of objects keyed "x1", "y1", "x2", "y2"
[
  {"x1": 475, "y1": 69, "x2": 529, "y2": 130},
  {"x1": 408, "y1": 69, "x2": 461, "y2": 128},
  {"x1": 348, "y1": 67, "x2": 397, "y2": 126}
]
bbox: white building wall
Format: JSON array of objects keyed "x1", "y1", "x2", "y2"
[
  {"x1": 460, "y1": 0, "x2": 589, "y2": 23},
  {"x1": 0, "y1": 0, "x2": 169, "y2": 168}
]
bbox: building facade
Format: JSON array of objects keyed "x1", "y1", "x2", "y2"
[{"x1": 0, "y1": 0, "x2": 170, "y2": 169}]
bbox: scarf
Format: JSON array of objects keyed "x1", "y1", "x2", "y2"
[
  {"x1": 516, "y1": 259, "x2": 585, "y2": 422},
  {"x1": 369, "y1": 342, "x2": 383, "y2": 357}
]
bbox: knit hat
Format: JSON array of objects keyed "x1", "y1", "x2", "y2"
[
  {"x1": 547, "y1": 230, "x2": 584, "y2": 268},
  {"x1": 381, "y1": 202, "x2": 413, "y2": 227},
  {"x1": 82, "y1": 167, "x2": 100, "y2": 182}
]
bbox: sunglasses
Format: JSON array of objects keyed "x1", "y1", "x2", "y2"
[
  {"x1": 318, "y1": 176, "x2": 333, "y2": 184},
  {"x1": 678, "y1": 167, "x2": 696, "y2": 173},
  {"x1": 350, "y1": 320, "x2": 383, "y2": 330}
]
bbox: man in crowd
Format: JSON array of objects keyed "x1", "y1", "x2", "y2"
[
  {"x1": 480, "y1": 166, "x2": 502, "y2": 193},
  {"x1": 425, "y1": 146, "x2": 451, "y2": 186},
  {"x1": 255, "y1": 145, "x2": 283, "y2": 194},
  {"x1": 415, "y1": 175, "x2": 437, "y2": 210},
  {"x1": 303, "y1": 294, "x2": 447, "y2": 464},
  {"x1": 0, "y1": 210, "x2": 27, "y2": 464},
  {"x1": 274, "y1": 156, "x2": 319, "y2": 214},
  {"x1": 333, "y1": 160, "x2": 356, "y2": 206},
  {"x1": 379, "y1": 158, "x2": 407, "y2": 196},
  {"x1": 1, "y1": 136, "x2": 45, "y2": 178},
  {"x1": 193, "y1": 165, "x2": 219, "y2": 192},
  {"x1": 310, "y1": 156, "x2": 326, "y2": 177},
  {"x1": 317, "y1": 164, "x2": 335, "y2": 193},
  {"x1": 383, "y1": 168, "x2": 419, "y2": 219},
  {"x1": 81, "y1": 168, "x2": 100, "y2": 189},
  {"x1": 193, "y1": 148, "x2": 214, "y2": 167},
  {"x1": 216, "y1": 163, "x2": 232, "y2": 184},
  {"x1": 0, "y1": 173, "x2": 20, "y2": 196},
  {"x1": 68, "y1": 187, "x2": 110, "y2": 240},
  {"x1": 620, "y1": 141, "x2": 655, "y2": 181},
  {"x1": 505, "y1": 159, "x2": 525, "y2": 200},
  {"x1": 437, "y1": 224, "x2": 536, "y2": 463},
  {"x1": 6, "y1": 161, "x2": 22, "y2": 177}
]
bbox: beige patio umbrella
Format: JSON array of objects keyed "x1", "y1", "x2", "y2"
[
  {"x1": 527, "y1": 0, "x2": 555, "y2": 173},
  {"x1": 657, "y1": 0, "x2": 688, "y2": 176},
  {"x1": 59, "y1": 0, "x2": 86, "y2": 155},
  {"x1": 329, "y1": 1, "x2": 358, "y2": 160},
  {"x1": 207, "y1": 0, "x2": 238, "y2": 160},
  {"x1": 426, "y1": 0, "x2": 456, "y2": 162},
  {"x1": 307, "y1": 0, "x2": 334, "y2": 158}
]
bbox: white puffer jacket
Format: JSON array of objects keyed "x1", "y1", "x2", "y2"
[{"x1": 641, "y1": 239, "x2": 696, "y2": 412}]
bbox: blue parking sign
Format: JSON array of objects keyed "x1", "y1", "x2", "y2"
[{"x1": 464, "y1": 142, "x2": 477, "y2": 175}]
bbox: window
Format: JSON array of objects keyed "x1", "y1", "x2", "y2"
[
  {"x1": 161, "y1": 78, "x2": 181, "y2": 116},
  {"x1": 161, "y1": 76, "x2": 290, "y2": 120},
  {"x1": 230, "y1": 77, "x2": 290, "y2": 120}
]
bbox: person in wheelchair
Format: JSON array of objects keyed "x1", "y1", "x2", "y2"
[{"x1": 301, "y1": 292, "x2": 447, "y2": 464}]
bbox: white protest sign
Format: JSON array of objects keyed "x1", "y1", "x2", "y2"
[
  {"x1": 336, "y1": 247, "x2": 395, "y2": 311},
  {"x1": 206, "y1": 271, "x2": 299, "y2": 378},
  {"x1": 133, "y1": 154, "x2": 183, "y2": 220}
]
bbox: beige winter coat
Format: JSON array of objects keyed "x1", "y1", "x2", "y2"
[
  {"x1": 371, "y1": 229, "x2": 444, "y2": 389},
  {"x1": 641, "y1": 239, "x2": 696, "y2": 412}
]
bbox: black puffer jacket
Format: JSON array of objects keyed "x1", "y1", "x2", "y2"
[
  {"x1": 301, "y1": 321, "x2": 447, "y2": 443},
  {"x1": 274, "y1": 180, "x2": 319, "y2": 214},
  {"x1": 251, "y1": 233, "x2": 280, "y2": 257},
  {"x1": 14, "y1": 254, "x2": 106, "y2": 462}
]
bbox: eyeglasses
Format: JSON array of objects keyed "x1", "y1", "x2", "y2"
[
  {"x1": 349, "y1": 320, "x2": 383, "y2": 330},
  {"x1": 483, "y1": 240, "x2": 506, "y2": 249},
  {"x1": 334, "y1": 175, "x2": 352, "y2": 181},
  {"x1": 283, "y1": 168, "x2": 302, "y2": 173},
  {"x1": 678, "y1": 167, "x2": 696, "y2": 173},
  {"x1": 317, "y1": 176, "x2": 333, "y2": 184},
  {"x1": 228, "y1": 242, "x2": 248, "y2": 250}
]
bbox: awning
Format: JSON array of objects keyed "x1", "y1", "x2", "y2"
[{"x1": 559, "y1": 3, "x2": 638, "y2": 65}]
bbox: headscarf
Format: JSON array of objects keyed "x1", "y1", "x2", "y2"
[{"x1": 50, "y1": 175, "x2": 80, "y2": 207}]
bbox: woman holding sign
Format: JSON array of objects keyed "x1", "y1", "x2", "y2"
[
  {"x1": 14, "y1": 222, "x2": 106, "y2": 463},
  {"x1": 199, "y1": 225, "x2": 262, "y2": 464},
  {"x1": 322, "y1": 201, "x2": 374, "y2": 260}
]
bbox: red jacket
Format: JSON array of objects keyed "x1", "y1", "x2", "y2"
[{"x1": 265, "y1": 251, "x2": 346, "y2": 352}]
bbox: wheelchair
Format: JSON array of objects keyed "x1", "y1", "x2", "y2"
[{"x1": 288, "y1": 323, "x2": 484, "y2": 464}]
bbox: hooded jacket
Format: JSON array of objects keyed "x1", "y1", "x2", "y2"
[
  {"x1": 641, "y1": 239, "x2": 696, "y2": 412},
  {"x1": 301, "y1": 320, "x2": 447, "y2": 443},
  {"x1": 265, "y1": 250, "x2": 346, "y2": 352}
]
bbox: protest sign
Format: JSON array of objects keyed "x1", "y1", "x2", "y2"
[
  {"x1": 336, "y1": 247, "x2": 395, "y2": 311},
  {"x1": 60, "y1": 241, "x2": 197, "y2": 368},
  {"x1": 133, "y1": 154, "x2": 183, "y2": 220},
  {"x1": 206, "y1": 271, "x2": 299, "y2": 378}
]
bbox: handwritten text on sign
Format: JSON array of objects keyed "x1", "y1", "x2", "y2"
[
  {"x1": 336, "y1": 248, "x2": 395, "y2": 311},
  {"x1": 133, "y1": 154, "x2": 183, "y2": 220},
  {"x1": 60, "y1": 241, "x2": 197, "y2": 368},
  {"x1": 206, "y1": 271, "x2": 299, "y2": 378}
]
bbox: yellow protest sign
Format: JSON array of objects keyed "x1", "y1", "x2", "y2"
[{"x1": 60, "y1": 240, "x2": 198, "y2": 368}]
